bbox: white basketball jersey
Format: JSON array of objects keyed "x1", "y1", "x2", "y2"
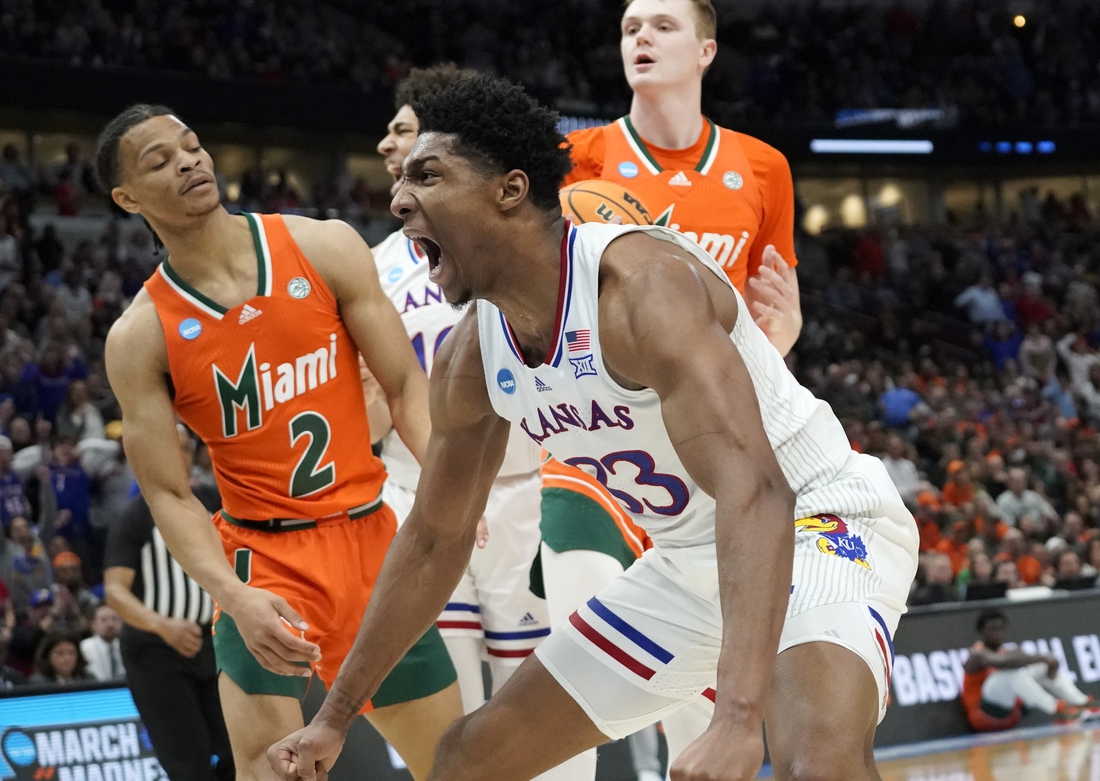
[
  {"x1": 374, "y1": 231, "x2": 538, "y2": 490},
  {"x1": 477, "y1": 223, "x2": 912, "y2": 551}
]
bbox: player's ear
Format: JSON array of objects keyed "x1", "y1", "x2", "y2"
[
  {"x1": 111, "y1": 186, "x2": 142, "y2": 216},
  {"x1": 499, "y1": 170, "x2": 531, "y2": 213},
  {"x1": 699, "y1": 38, "x2": 717, "y2": 70}
]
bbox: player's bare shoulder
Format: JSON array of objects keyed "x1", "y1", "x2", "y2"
[
  {"x1": 427, "y1": 304, "x2": 495, "y2": 432},
  {"x1": 104, "y1": 287, "x2": 169, "y2": 380}
]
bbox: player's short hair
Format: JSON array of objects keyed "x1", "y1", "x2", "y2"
[
  {"x1": 412, "y1": 74, "x2": 572, "y2": 214},
  {"x1": 976, "y1": 609, "x2": 1007, "y2": 632},
  {"x1": 394, "y1": 63, "x2": 479, "y2": 112},
  {"x1": 94, "y1": 104, "x2": 176, "y2": 192},
  {"x1": 623, "y1": 0, "x2": 716, "y2": 40}
]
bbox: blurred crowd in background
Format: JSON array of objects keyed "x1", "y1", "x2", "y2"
[{"x1": 3, "y1": 0, "x2": 1100, "y2": 126}]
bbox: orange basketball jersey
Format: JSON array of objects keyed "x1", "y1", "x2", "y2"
[
  {"x1": 565, "y1": 116, "x2": 797, "y2": 293},
  {"x1": 144, "y1": 213, "x2": 385, "y2": 521}
]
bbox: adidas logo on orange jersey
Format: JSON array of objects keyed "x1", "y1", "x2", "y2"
[
  {"x1": 668, "y1": 171, "x2": 692, "y2": 187},
  {"x1": 238, "y1": 304, "x2": 263, "y2": 324}
]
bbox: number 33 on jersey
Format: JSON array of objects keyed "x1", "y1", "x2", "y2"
[{"x1": 143, "y1": 213, "x2": 386, "y2": 521}]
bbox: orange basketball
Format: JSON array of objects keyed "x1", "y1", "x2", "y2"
[{"x1": 560, "y1": 180, "x2": 654, "y2": 225}]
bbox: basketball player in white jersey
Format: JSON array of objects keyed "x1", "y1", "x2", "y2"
[
  {"x1": 371, "y1": 65, "x2": 559, "y2": 729},
  {"x1": 271, "y1": 75, "x2": 917, "y2": 781}
]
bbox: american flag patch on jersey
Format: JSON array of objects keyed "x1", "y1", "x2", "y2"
[{"x1": 566, "y1": 329, "x2": 591, "y2": 352}]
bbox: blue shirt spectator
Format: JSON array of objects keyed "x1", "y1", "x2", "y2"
[
  {"x1": 984, "y1": 322, "x2": 1024, "y2": 373},
  {"x1": 49, "y1": 438, "x2": 91, "y2": 541},
  {"x1": 881, "y1": 383, "x2": 923, "y2": 428},
  {"x1": 0, "y1": 437, "x2": 27, "y2": 526},
  {"x1": 21, "y1": 346, "x2": 88, "y2": 422},
  {"x1": 955, "y1": 276, "x2": 1007, "y2": 325},
  {"x1": 1042, "y1": 376, "x2": 1079, "y2": 420}
]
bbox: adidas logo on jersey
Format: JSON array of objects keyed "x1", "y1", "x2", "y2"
[
  {"x1": 518, "y1": 612, "x2": 538, "y2": 627},
  {"x1": 535, "y1": 377, "x2": 553, "y2": 392},
  {"x1": 668, "y1": 171, "x2": 692, "y2": 187},
  {"x1": 238, "y1": 304, "x2": 263, "y2": 324}
]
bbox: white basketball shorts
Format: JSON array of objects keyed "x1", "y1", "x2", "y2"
[
  {"x1": 384, "y1": 472, "x2": 551, "y2": 663},
  {"x1": 535, "y1": 512, "x2": 918, "y2": 739}
]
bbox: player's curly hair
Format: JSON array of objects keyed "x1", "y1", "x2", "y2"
[
  {"x1": 411, "y1": 74, "x2": 573, "y2": 214},
  {"x1": 394, "y1": 63, "x2": 478, "y2": 111}
]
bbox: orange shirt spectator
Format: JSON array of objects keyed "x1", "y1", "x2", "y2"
[
  {"x1": 993, "y1": 550, "x2": 1043, "y2": 585},
  {"x1": 942, "y1": 460, "x2": 976, "y2": 507},
  {"x1": 935, "y1": 522, "x2": 971, "y2": 575}
]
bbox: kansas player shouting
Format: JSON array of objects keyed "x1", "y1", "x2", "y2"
[{"x1": 271, "y1": 76, "x2": 918, "y2": 781}]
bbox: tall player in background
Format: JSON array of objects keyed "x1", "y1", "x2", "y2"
[
  {"x1": 100, "y1": 105, "x2": 461, "y2": 781},
  {"x1": 372, "y1": 65, "x2": 583, "y2": 781},
  {"x1": 546, "y1": 0, "x2": 804, "y2": 769}
]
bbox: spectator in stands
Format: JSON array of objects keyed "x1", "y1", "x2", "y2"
[
  {"x1": 994, "y1": 527, "x2": 1043, "y2": 586},
  {"x1": 1076, "y1": 365, "x2": 1100, "y2": 426},
  {"x1": 935, "y1": 520, "x2": 972, "y2": 576},
  {"x1": 47, "y1": 433, "x2": 93, "y2": 565},
  {"x1": 958, "y1": 550, "x2": 995, "y2": 598},
  {"x1": 0, "y1": 516, "x2": 52, "y2": 614},
  {"x1": 984, "y1": 321, "x2": 1022, "y2": 373},
  {"x1": 955, "y1": 275, "x2": 1007, "y2": 325},
  {"x1": 1019, "y1": 323, "x2": 1057, "y2": 379},
  {"x1": 80, "y1": 603, "x2": 124, "y2": 682},
  {"x1": 993, "y1": 560, "x2": 1022, "y2": 590},
  {"x1": 30, "y1": 629, "x2": 92, "y2": 686},
  {"x1": 1083, "y1": 539, "x2": 1100, "y2": 578},
  {"x1": 0, "y1": 436, "x2": 28, "y2": 525},
  {"x1": 0, "y1": 215, "x2": 21, "y2": 293},
  {"x1": 0, "y1": 145, "x2": 35, "y2": 215},
  {"x1": 910, "y1": 553, "x2": 957, "y2": 606},
  {"x1": 8, "y1": 588, "x2": 55, "y2": 676},
  {"x1": 942, "y1": 461, "x2": 975, "y2": 508},
  {"x1": 54, "y1": 380, "x2": 104, "y2": 441},
  {"x1": 1056, "y1": 333, "x2": 1098, "y2": 393},
  {"x1": 961, "y1": 610, "x2": 1096, "y2": 731},
  {"x1": 1053, "y1": 549, "x2": 1086, "y2": 582},
  {"x1": 995, "y1": 468, "x2": 1058, "y2": 529},
  {"x1": 881, "y1": 373, "x2": 924, "y2": 428},
  {"x1": 52, "y1": 551, "x2": 97, "y2": 628},
  {"x1": 0, "y1": 637, "x2": 26, "y2": 689},
  {"x1": 880, "y1": 434, "x2": 920, "y2": 503},
  {"x1": 22, "y1": 344, "x2": 89, "y2": 423}
]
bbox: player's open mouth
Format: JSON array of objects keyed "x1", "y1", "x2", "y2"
[
  {"x1": 413, "y1": 236, "x2": 443, "y2": 273},
  {"x1": 634, "y1": 53, "x2": 655, "y2": 66}
]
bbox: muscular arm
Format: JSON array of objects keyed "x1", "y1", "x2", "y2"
[
  {"x1": 106, "y1": 295, "x2": 317, "y2": 674},
  {"x1": 314, "y1": 311, "x2": 508, "y2": 730},
  {"x1": 964, "y1": 647, "x2": 1053, "y2": 674},
  {"x1": 287, "y1": 218, "x2": 430, "y2": 463},
  {"x1": 600, "y1": 235, "x2": 797, "y2": 732}
]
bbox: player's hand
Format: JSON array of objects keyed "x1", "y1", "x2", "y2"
[
  {"x1": 745, "y1": 245, "x2": 802, "y2": 357},
  {"x1": 226, "y1": 587, "x2": 321, "y2": 676},
  {"x1": 158, "y1": 617, "x2": 204, "y2": 657},
  {"x1": 268, "y1": 721, "x2": 346, "y2": 781},
  {"x1": 670, "y1": 722, "x2": 764, "y2": 781},
  {"x1": 476, "y1": 516, "x2": 489, "y2": 549}
]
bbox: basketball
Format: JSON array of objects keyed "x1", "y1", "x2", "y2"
[{"x1": 560, "y1": 180, "x2": 654, "y2": 225}]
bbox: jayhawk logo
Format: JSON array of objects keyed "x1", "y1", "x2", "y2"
[{"x1": 795, "y1": 514, "x2": 871, "y2": 569}]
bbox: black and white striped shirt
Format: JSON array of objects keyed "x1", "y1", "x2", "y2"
[{"x1": 106, "y1": 484, "x2": 220, "y2": 624}]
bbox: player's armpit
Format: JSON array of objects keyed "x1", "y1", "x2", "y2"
[
  {"x1": 312, "y1": 311, "x2": 507, "y2": 733},
  {"x1": 598, "y1": 238, "x2": 796, "y2": 729}
]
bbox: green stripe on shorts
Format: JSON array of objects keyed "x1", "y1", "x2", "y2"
[
  {"x1": 213, "y1": 611, "x2": 310, "y2": 699},
  {"x1": 372, "y1": 625, "x2": 457, "y2": 709},
  {"x1": 539, "y1": 487, "x2": 639, "y2": 572}
]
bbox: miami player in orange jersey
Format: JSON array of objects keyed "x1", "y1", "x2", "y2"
[
  {"x1": 545, "y1": 0, "x2": 805, "y2": 771},
  {"x1": 99, "y1": 105, "x2": 461, "y2": 781}
]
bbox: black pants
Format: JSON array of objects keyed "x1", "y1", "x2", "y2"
[{"x1": 120, "y1": 624, "x2": 234, "y2": 781}]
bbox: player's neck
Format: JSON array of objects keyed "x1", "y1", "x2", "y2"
[
  {"x1": 152, "y1": 206, "x2": 252, "y2": 280},
  {"x1": 483, "y1": 217, "x2": 570, "y2": 366},
  {"x1": 628, "y1": 85, "x2": 704, "y2": 150}
]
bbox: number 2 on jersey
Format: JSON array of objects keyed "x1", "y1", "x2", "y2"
[
  {"x1": 565, "y1": 450, "x2": 689, "y2": 516},
  {"x1": 289, "y1": 411, "x2": 335, "y2": 497}
]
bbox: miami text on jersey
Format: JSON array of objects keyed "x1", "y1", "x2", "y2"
[{"x1": 213, "y1": 335, "x2": 339, "y2": 437}]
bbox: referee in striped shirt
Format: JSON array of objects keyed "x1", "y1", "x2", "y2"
[{"x1": 104, "y1": 425, "x2": 233, "y2": 781}]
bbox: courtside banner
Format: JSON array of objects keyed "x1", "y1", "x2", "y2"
[
  {"x1": 875, "y1": 589, "x2": 1100, "y2": 746},
  {"x1": 0, "y1": 686, "x2": 165, "y2": 781}
]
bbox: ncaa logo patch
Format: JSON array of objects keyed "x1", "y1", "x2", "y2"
[
  {"x1": 179, "y1": 318, "x2": 202, "y2": 340},
  {"x1": 723, "y1": 171, "x2": 744, "y2": 190},
  {"x1": 497, "y1": 368, "x2": 517, "y2": 395},
  {"x1": 618, "y1": 161, "x2": 639, "y2": 179},
  {"x1": 287, "y1": 277, "x2": 312, "y2": 299},
  {"x1": 388, "y1": 267, "x2": 404, "y2": 283}
]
